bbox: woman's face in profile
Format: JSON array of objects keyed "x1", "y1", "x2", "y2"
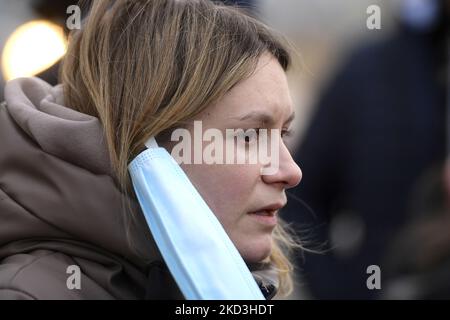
[{"x1": 179, "y1": 53, "x2": 302, "y2": 263}]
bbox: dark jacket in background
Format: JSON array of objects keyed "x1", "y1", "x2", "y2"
[{"x1": 283, "y1": 26, "x2": 446, "y2": 299}]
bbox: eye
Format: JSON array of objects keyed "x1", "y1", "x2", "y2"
[
  {"x1": 281, "y1": 128, "x2": 294, "y2": 140},
  {"x1": 243, "y1": 128, "x2": 260, "y2": 143}
]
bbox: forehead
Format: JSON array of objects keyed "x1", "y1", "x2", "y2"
[{"x1": 204, "y1": 54, "x2": 293, "y2": 123}]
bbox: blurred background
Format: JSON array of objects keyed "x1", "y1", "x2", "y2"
[{"x1": 1, "y1": 0, "x2": 448, "y2": 300}]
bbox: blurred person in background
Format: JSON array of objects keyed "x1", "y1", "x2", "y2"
[
  {"x1": 283, "y1": 0, "x2": 448, "y2": 299},
  {"x1": 382, "y1": 1, "x2": 450, "y2": 299}
]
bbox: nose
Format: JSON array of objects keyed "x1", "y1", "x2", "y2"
[{"x1": 261, "y1": 141, "x2": 302, "y2": 189}]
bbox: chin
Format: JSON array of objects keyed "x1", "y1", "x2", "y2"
[{"x1": 238, "y1": 235, "x2": 273, "y2": 263}]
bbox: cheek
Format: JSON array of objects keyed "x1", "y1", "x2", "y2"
[
  {"x1": 214, "y1": 167, "x2": 256, "y2": 226},
  {"x1": 181, "y1": 163, "x2": 259, "y2": 225}
]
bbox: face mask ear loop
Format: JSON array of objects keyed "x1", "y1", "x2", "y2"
[{"x1": 145, "y1": 136, "x2": 158, "y2": 149}]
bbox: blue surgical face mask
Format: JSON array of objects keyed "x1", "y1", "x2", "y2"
[{"x1": 128, "y1": 136, "x2": 264, "y2": 300}]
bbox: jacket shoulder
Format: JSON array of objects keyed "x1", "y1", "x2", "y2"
[{"x1": 0, "y1": 249, "x2": 114, "y2": 300}]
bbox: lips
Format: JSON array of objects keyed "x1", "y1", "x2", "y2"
[
  {"x1": 248, "y1": 210, "x2": 278, "y2": 226},
  {"x1": 247, "y1": 202, "x2": 286, "y2": 226},
  {"x1": 250, "y1": 210, "x2": 277, "y2": 216},
  {"x1": 250, "y1": 202, "x2": 286, "y2": 214}
]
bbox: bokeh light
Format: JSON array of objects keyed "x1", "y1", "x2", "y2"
[{"x1": 1, "y1": 20, "x2": 67, "y2": 81}]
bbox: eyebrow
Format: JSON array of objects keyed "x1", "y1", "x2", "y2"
[{"x1": 231, "y1": 110, "x2": 295, "y2": 126}]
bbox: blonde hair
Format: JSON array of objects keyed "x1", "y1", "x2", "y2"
[{"x1": 60, "y1": 0, "x2": 301, "y2": 297}]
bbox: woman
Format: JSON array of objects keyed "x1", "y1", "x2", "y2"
[{"x1": 0, "y1": 0, "x2": 302, "y2": 299}]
